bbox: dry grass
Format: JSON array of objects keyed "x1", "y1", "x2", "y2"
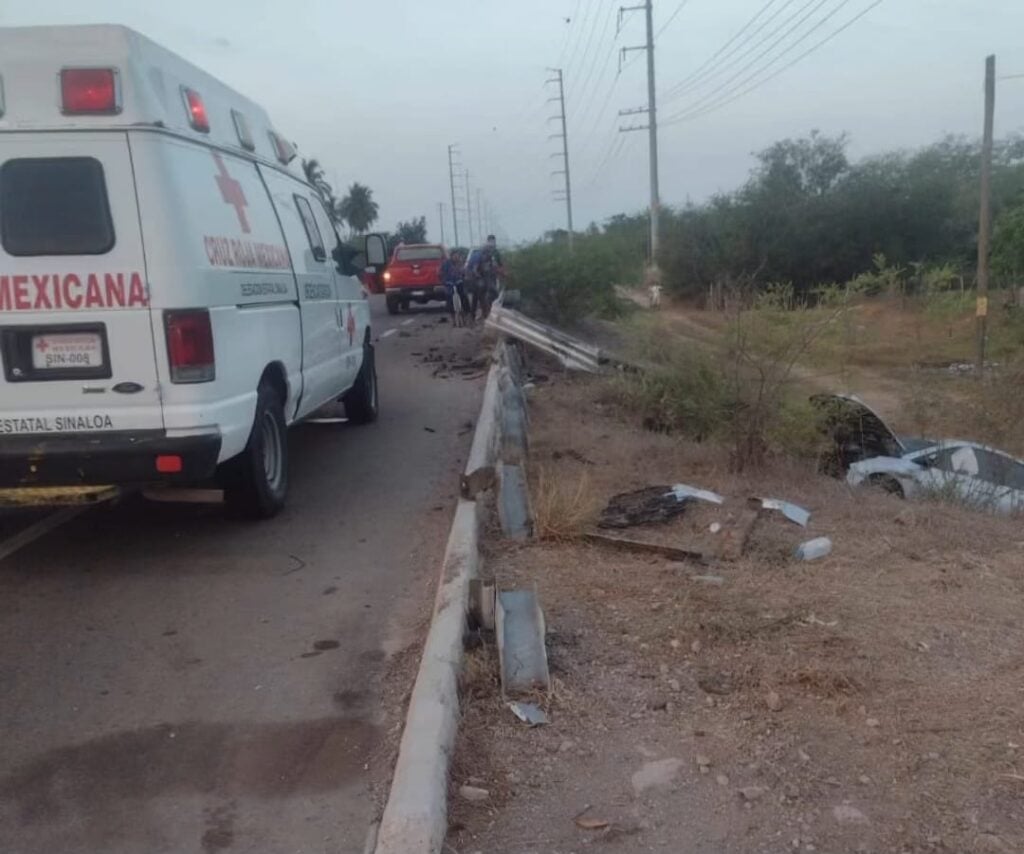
[{"x1": 530, "y1": 464, "x2": 600, "y2": 541}]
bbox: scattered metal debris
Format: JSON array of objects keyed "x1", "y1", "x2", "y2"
[
  {"x1": 508, "y1": 700, "x2": 548, "y2": 726},
  {"x1": 691, "y1": 574, "x2": 726, "y2": 585},
  {"x1": 757, "y1": 497, "x2": 810, "y2": 527},
  {"x1": 795, "y1": 536, "x2": 833, "y2": 561},
  {"x1": 599, "y1": 485, "x2": 689, "y2": 529},
  {"x1": 667, "y1": 484, "x2": 724, "y2": 505}
]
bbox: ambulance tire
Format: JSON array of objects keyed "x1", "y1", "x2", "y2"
[
  {"x1": 343, "y1": 342, "x2": 379, "y2": 425},
  {"x1": 222, "y1": 381, "x2": 289, "y2": 519},
  {"x1": 386, "y1": 295, "x2": 399, "y2": 315}
]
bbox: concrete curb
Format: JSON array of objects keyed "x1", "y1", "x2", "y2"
[{"x1": 374, "y1": 350, "x2": 505, "y2": 854}]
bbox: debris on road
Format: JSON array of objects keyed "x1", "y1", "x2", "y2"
[
  {"x1": 794, "y1": 536, "x2": 833, "y2": 561},
  {"x1": 508, "y1": 701, "x2": 548, "y2": 726},
  {"x1": 756, "y1": 497, "x2": 811, "y2": 527}
]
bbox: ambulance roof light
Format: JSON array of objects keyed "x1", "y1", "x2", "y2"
[
  {"x1": 232, "y1": 109, "x2": 254, "y2": 151},
  {"x1": 180, "y1": 86, "x2": 209, "y2": 133},
  {"x1": 61, "y1": 68, "x2": 120, "y2": 115},
  {"x1": 269, "y1": 131, "x2": 296, "y2": 165}
]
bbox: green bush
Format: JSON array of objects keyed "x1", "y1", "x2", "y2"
[{"x1": 507, "y1": 239, "x2": 626, "y2": 325}]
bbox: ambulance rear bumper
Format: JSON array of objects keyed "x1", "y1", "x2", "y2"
[{"x1": 0, "y1": 431, "x2": 222, "y2": 487}]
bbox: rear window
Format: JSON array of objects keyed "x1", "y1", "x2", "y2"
[
  {"x1": 395, "y1": 246, "x2": 443, "y2": 261},
  {"x1": 0, "y1": 157, "x2": 115, "y2": 256}
]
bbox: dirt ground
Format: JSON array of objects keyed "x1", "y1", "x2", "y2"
[{"x1": 447, "y1": 364, "x2": 1024, "y2": 854}]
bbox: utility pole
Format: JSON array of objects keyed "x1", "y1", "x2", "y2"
[
  {"x1": 438, "y1": 201, "x2": 446, "y2": 245},
  {"x1": 546, "y1": 67, "x2": 574, "y2": 249},
  {"x1": 976, "y1": 54, "x2": 995, "y2": 372},
  {"x1": 477, "y1": 188, "x2": 485, "y2": 239},
  {"x1": 619, "y1": 0, "x2": 660, "y2": 263},
  {"x1": 447, "y1": 144, "x2": 460, "y2": 248},
  {"x1": 465, "y1": 170, "x2": 475, "y2": 247}
]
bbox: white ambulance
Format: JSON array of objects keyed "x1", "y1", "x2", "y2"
[{"x1": 0, "y1": 25, "x2": 377, "y2": 518}]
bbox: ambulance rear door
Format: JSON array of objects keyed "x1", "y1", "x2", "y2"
[{"x1": 0, "y1": 132, "x2": 163, "y2": 437}]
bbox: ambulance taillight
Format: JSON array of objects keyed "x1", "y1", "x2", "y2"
[
  {"x1": 61, "y1": 68, "x2": 120, "y2": 114},
  {"x1": 164, "y1": 309, "x2": 215, "y2": 383}
]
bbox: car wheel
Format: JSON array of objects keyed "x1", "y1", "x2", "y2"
[
  {"x1": 343, "y1": 341, "x2": 379, "y2": 424},
  {"x1": 221, "y1": 381, "x2": 288, "y2": 519},
  {"x1": 868, "y1": 473, "x2": 904, "y2": 498},
  {"x1": 386, "y1": 295, "x2": 399, "y2": 315}
]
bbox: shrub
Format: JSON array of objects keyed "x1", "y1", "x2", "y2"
[{"x1": 507, "y1": 237, "x2": 633, "y2": 325}]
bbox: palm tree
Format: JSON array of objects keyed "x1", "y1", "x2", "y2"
[
  {"x1": 337, "y1": 183, "x2": 379, "y2": 235},
  {"x1": 301, "y1": 158, "x2": 340, "y2": 225}
]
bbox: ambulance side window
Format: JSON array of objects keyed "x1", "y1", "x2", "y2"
[
  {"x1": 0, "y1": 157, "x2": 115, "y2": 256},
  {"x1": 293, "y1": 195, "x2": 326, "y2": 263}
]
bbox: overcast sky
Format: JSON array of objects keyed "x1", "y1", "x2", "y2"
[{"x1": 3, "y1": 0, "x2": 1023, "y2": 244}]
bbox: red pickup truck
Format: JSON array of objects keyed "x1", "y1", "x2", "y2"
[{"x1": 380, "y1": 244, "x2": 448, "y2": 315}]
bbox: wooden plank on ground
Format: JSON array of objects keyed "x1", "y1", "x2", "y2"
[{"x1": 584, "y1": 530, "x2": 707, "y2": 562}]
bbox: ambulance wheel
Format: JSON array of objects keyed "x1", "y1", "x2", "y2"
[
  {"x1": 222, "y1": 381, "x2": 289, "y2": 519},
  {"x1": 386, "y1": 295, "x2": 399, "y2": 315},
  {"x1": 343, "y1": 342, "x2": 379, "y2": 424}
]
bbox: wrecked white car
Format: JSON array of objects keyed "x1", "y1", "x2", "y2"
[{"x1": 815, "y1": 394, "x2": 1024, "y2": 515}]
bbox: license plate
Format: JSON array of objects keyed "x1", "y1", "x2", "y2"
[{"x1": 31, "y1": 332, "x2": 104, "y2": 370}]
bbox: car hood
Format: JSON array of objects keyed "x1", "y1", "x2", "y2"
[{"x1": 812, "y1": 393, "x2": 906, "y2": 474}]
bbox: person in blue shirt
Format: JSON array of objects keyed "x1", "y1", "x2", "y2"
[{"x1": 465, "y1": 236, "x2": 504, "y2": 320}]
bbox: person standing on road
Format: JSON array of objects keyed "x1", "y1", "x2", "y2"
[{"x1": 476, "y1": 235, "x2": 504, "y2": 320}]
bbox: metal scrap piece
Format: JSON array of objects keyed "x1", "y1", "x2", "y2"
[{"x1": 757, "y1": 497, "x2": 810, "y2": 527}]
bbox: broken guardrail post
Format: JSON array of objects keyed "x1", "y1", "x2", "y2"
[{"x1": 496, "y1": 589, "x2": 550, "y2": 695}]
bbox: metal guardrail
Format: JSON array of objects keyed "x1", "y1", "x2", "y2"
[{"x1": 486, "y1": 300, "x2": 605, "y2": 372}]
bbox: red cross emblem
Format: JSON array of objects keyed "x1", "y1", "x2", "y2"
[
  {"x1": 35, "y1": 338, "x2": 50, "y2": 353},
  {"x1": 346, "y1": 306, "x2": 357, "y2": 346},
  {"x1": 213, "y1": 152, "x2": 250, "y2": 234}
]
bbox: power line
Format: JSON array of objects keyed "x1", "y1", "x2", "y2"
[
  {"x1": 655, "y1": 0, "x2": 693, "y2": 40},
  {"x1": 568, "y1": 0, "x2": 612, "y2": 99},
  {"x1": 586, "y1": 132, "x2": 628, "y2": 188},
  {"x1": 661, "y1": 0, "x2": 792, "y2": 101},
  {"x1": 557, "y1": 0, "x2": 585, "y2": 67},
  {"x1": 576, "y1": 69, "x2": 624, "y2": 161},
  {"x1": 662, "y1": 0, "x2": 848, "y2": 114},
  {"x1": 569, "y1": 3, "x2": 618, "y2": 122},
  {"x1": 662, "y1": 0, "x2": 884, "y2": 126},
  {"x1": 563, "y1": 0, "x2": 598, "y2": 76}
]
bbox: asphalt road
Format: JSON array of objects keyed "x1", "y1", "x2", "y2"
[{"x1": 0, "y1": 297, "x2": 486, "y2": 854}]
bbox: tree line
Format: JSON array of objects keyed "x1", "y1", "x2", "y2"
[{"x1": 543, "y1": 131, "x2": 1024, "y2": 304}]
